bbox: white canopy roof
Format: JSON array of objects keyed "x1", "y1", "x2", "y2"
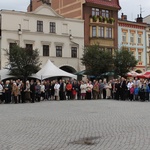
[
  {"x1": 0, "y1": 69, "x2": 15, "y2": 80},
  {"x1": 31, "y1": 59, "x2": 77, "y2": 80}
]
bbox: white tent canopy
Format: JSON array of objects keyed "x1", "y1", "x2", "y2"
[
  {"x1": 31, "y1": 59, "x2": 77, "y2": 80},
  {"x1": 0, "y1": 69, "x2": 15, "y2": 80}
]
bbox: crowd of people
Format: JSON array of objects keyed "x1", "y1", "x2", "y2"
[{"x1": 0, "y1": 77, "x2": 149, "y2": 104}]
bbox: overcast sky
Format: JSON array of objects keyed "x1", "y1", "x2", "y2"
[{"x1": 0, "y1": 0, "x2": 150, "y2": 21}]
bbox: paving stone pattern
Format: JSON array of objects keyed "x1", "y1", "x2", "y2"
[{"x1": 0, "y1": 100, "x2": 150, "y2": 150}]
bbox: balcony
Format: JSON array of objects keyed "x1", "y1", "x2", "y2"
[{"x1": 90, "y1": 16, "x2": 115, "y2": 25}]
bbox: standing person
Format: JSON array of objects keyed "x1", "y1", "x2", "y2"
[
  {"x1": 30, "y1": 80, "x2": 35, "y2": 103},
  {"x1": 127, "y1": 79, "x2": 133, "y2": 100},
  {"x1": 50, "y1": 80, "x2": 55, "y2": 100},
  {"x1": 59, "y1": 80, "x2": 66, "y2": 100},
  {"x1": 72, "y1": 80, "x2": 78, "y2": 100},
  {"x1": 24, "y1": 81, "x2": 31, "y2": 102},
  {"x1": 99, "y1": 79, "x2": 104, "y2": 99},
  {"x1": 93, "y1": 80, "x2": 99, "y2": 99},
  {"x1": 103, "y1": 80, "x2": 107, "y2": 99},
  {"x1": 4, "y1": 80, "x2": 11, "y2": 104},
  {"x1": 20, "y1": 82, "x2": 25, "y2": 103},
  {"x1": 129, "y1": 84, "x2": 134, "y2": 101},
  {"x1": 112, "y1": 79, "x2": 117, "y2": 99},
  {"x1": 54, "y1": 80, "x2": 60, "y2": 100},
  {"x1": 12, "y1": 82, "x2": 19, "y2": 104},
  {"x1": 45, "y1": 81, "x2": 50, "y2": 100},
  {"x1": 120, "y1": 77, "x2": 127, "y2": 100},
  {"x1": 66, "y1": 81, "x2": 72, "y2": 100},
  {"x1": 86, "y1": 80, "x2": 93, "y2": 99},
  {"x1": 80, "y1": 81, "x2": 86, "y2": 100},
  {"x1": 77, "y1": 81, "x2": 81, "y2": 100},
  {"x1": 35, "y1": 82, "x2": 41, "y2": 102},
  {"x1": 145, "y1": 80, "x2": 149, "y2": 101},
  {"x1": 40, "y1": 82, "x2": 45, "y2": 101},
  {"x1": 115, "y1": 79, "x2": 120, "y2": 100},
  {"x1": 134, "y1": 85, "x2": 139, "y2": 101},
  {"x1": 17, "y1": 80, "x2": 22, "y2": 103},
  {"x1": 0, "y1": 81, "x2": 3, "y2": 103},
  {"x1": 106, "y1": 81, "x2": 112, "y2": 99}
]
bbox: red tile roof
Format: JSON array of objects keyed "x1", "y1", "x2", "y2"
[{"x1": 85, "y1": 0, "x2": 121, "y2": 9}]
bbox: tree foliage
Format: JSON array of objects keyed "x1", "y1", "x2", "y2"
[
  {"x1": 81, "y1": 45, "x2": 138, "y2": 77},
  {"x1": 81, "y1": 45, "x2": 114, "y2": 76},
  {"x1": 4, "y1": 45, "x2": 41, "y2": 80},
  {"x1": 114, "y1": 47, "x2": 138, "y2": 77}
]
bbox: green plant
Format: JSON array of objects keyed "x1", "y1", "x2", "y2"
[
  {"x1": 92, "y1": 15, "x2": 97, "y2": 22},
  {"x1": 106, "y1": 17, "x2": 110, "y2": 23},
  {"x1": 99, "y1": 16, "x2": 103, "y2": 22},
  {"x1": 110, "y1": 17, "x2": 115, "y2": 23},
  {"x1": 103, "y1": 17, "x2": 106, "y2": 22}
]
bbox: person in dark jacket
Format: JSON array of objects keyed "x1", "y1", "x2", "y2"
[
  {"x1": 30, "y1": 80, "x2": 35, "y2": 103},
  {"x1": 4, "y1": 80, "x2": 12, "y2": 103},
  {"x1": 119, "y1": 77, "x2": 127, "y2": 100},
  {"x1": 59, "y1": 80, "x2": 66, "y2": 100}
]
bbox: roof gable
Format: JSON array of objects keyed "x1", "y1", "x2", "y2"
[{"x1": 32, "y1": 4, "x2": 63, "y2": 17}]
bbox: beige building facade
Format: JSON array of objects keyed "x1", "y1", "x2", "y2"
[{"x1": 0, "y1": 4, "x2": 84, "y2": 73}]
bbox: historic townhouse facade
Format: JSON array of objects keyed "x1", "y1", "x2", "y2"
[
  {"x1": 143, "y1": 16, "x2": 150, "y2": 70},
  {"x1": 28, "y1": 0, "x2": 121, "y2": 54},
  {"x1": 145, "y1": 24, "x2": 150, "y2": 70},
  {"x1": 118, "y1": 15, "x2": 147, "y2": 73},
  {"x1": 0, "y1": 4, "x2": 84, "y2": 72}
]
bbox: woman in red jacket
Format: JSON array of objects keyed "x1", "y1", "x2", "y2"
[{"x1": 66, "y1": 81, "x2": 72, "y2": 100}]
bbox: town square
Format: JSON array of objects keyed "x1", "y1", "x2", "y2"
[{"x1": 1, "y1": 100, "x2": 150, "y2": 150}]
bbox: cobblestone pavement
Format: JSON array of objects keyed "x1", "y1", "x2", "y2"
[{"x1": 0, "y1": 100, "x2": 150, "y2": 150}]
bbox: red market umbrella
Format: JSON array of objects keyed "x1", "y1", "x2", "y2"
[
  {"x1": 127, "y1": 71, "x2": 141, "y2": 77},
  {"x1": 142, "y1": 71, "x2": 150, "y2": 78}
]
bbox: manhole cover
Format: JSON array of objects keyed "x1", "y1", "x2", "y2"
[{"x1": 70, "y1": 136, "x2": 100, "y2": 146}]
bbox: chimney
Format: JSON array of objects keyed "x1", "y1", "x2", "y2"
[
  {"x1": 121, "y1": 13, "x2": 127, "y2": 20},
  {"x1": 136, "y1": 14, "x2": 143, "y2": 23}
]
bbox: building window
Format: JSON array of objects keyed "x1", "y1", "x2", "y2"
[
  {"x1": 37, "y1": 20, "x2": 43, "y2": 32},
  {"x1": 43, "y1": 45, "x2": 49, "y2": 56},
  {"x1": 50, "y1": 22, "x2": 56, "y2": 33},
  {"x1": 101, "y1": 9, "x2": 110, "y2": 18},
  {"x1": 26, "y1": 44, "x2": 33, "y2": 50},
  {"x1": 138, "y1": 34, "x2": 142, "y2": 44},
  {"x1": 98, "y1": 26, "x2": 104, "y2": 37},
  {"x1": 99, "y1": 47, "x2": 105, "y2": 51},
  {"x1": 92, "y1": 26, "x2": 96, "y2": 37},
  {"x1": 138, "y1": 52, "x2": 142, "y2": 61},
  {"x1": 106, "y1": 27, "x2": 112, "y2": 38},
  {"x1": 122, "y1": 32, "x2": 127, "y2": 42},
  {"x1": 9, "y1": 43, "x2": 17, "y2": 56},
  {"x1": 9, "y1": 43, "x2": 17, "y2": 50},
  {"x1": 92, "y1": 8, "x2": 100, "y2": 16},
  {"x1": 71, "y1": 47, "x2": 77, "y2": 58},
  {"x1": 56, "y1": 46, "x2": 62, "y2": 57},
  {"x1": 130, "y1": 33, "x2": 134, "y2": 43},
  {"x1": 106, "y1": 48, "x2": 113, "y2": 55}
]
